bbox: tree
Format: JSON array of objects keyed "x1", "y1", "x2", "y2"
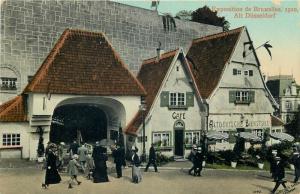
[
  {"x1": 175, "y1": 10, "x2": 192, "y2": 21},
  {"x1": 191, "y1": 6, "x2": 230, "y2": 31}
]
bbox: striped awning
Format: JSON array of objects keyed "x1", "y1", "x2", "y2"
[
  {"x1": 269, "y1": 132, "x2": 294, "y2": 142},
  {"x1": 237, "y1": 132, "x2": 261, "y2": 142},
  {"x1": 207, "y1": 131, "x2": 229, "y2": 140}
]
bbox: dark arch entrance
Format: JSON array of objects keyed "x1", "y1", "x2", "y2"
[{"x1": 50, "y1": 104, "x2": 107, "y2": 144}]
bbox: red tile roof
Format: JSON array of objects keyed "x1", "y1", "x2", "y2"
[
  {"x1": 0, "y1": 96, "x2": 27, "y2": 122},
  {"x1": 125, "y1": 49, "x2": 178, "y2": 135},
  {"x1": 24, "y1": 29, "x2": 146, "y2": 96},
  {"x1": 271, "y1": 115, "x2": 284, "y2": 126},
  {"x1": 187, "y1": 27, "x2": 244, "y2": 99}
]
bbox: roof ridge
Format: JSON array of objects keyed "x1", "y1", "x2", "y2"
[
  {"x1": 192, "y1": 26, "x2": 244, "y2": 44},
  {"x1": 142, "y1": 48, "x2": 179, "y2": 65},
  {"x1": 68, "y1": 28, "x2": 105, "y2": 37},
  {"x1": 0, "y1": 96, "x2": 22, "y2": 117}
]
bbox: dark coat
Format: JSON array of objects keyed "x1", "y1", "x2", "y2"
[
  {"x1": 132, "y1": 153, "x2": 140, "y2": 167},
  {"x1": 193, "y1": 152, "x2": 204, "y2": 168},
  {"x1": 45, "y1": 152, "x2": 61, "y2": 185},
  {"x1": 273, "y1": 160, "x2": 286, "y2": 181},
  {"x1": 293, "y1": 155, "x2": 300, "y2": 176},
  {"x1": 112, "y1": 148, "x2": 125, "y2": 165},
  {"x1": 188, "y1": 150, "x2": 196, "y2": 162},
  {"x1": 69, "y1": 142, "x2": 79, "y2": 155},
  {"x1": 92, "y1": 146, "x2": 109, "y2": 183},
  {"x1": 149, "y1": 146, "x2": 156, "y2": 161}
]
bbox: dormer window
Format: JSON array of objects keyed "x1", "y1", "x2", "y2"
[{"x1": 169, "y1": 92, "x2": 186, "y2": 107}]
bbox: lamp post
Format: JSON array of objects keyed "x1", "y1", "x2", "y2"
[{"x1": 139, "y1": 104, "x2": 147, "y2": 163}]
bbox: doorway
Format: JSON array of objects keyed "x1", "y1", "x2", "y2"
[{"x1": 174, "y1": 130, "x2": 184, "y2": 156}]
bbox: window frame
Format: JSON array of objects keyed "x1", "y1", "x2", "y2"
[
  {"x1": 2, "y1": 133, "x2": 21, "y2": 147},
  {"x1": 184, "y1": 130, "x2": 201, "y2": 146},
  {"x1": 235, "y1": 91, "x2": 250, "y2": 104},
  {"x1": 152, "y1": 131, "x2": 171, "y2": 147},
  {"x1": 169, "y1": 92, "x2": 186, "y2": 108},
  {"x1": 0, "y1": 77, "x2": 17, "y2": 90}
]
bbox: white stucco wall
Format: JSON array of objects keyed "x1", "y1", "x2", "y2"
[{"x1": 136, "y1": 57, "x2": 205, "y2": 157}]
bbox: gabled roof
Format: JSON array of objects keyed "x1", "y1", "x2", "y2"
[
  {"x1": 187, "y1": 27, "x2": 244, "y2": 99},
  {"x1": 24, "y1": 29, "x2": 146, "y2": 96},
  {"x1": 0, "y1": 96, "x2": 27, "y2": 122},
  {"x1": 125, "y1": 49, "x2": 178, "y2": 135},
  {"x1": 271, "y1": 115, "x2": 284, "y2": 126}
]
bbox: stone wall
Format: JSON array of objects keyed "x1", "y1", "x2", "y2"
[{"x1": 0, "y1": 0, "x2": 221, "y2": 103}]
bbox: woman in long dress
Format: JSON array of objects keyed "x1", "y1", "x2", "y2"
[
  {"x1": 131, "y1": 146, "x2": 142, "y2": 183},
  {"x1": 42, "y1": 147, "x2": 61, "y2": 189},
  {"x1": 92, "y1": 142, "x2": 109, "y2": 183}
]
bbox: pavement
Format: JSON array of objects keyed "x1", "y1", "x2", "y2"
[{"x1": 1, "y1": 159, "x2": 300, "y2": 194}]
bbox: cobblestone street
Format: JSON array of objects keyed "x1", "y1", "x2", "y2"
[{"x1": 1, "y1": 163, "x2": 300, "y2": 194}]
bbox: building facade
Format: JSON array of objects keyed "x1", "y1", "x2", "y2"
[
  {"x1": 266, "y1": 75, "x2": 300, "y2": 124},
  {"x1": 0, "y1": 0, "x2": 221, "y2": 104},
  {"x1": 0, "y1": 29, "x2": 146, "y2": 159}
]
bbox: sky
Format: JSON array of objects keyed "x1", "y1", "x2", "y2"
[{"x1": 114, "y1": 0, "x2": 300, "y2": 83}]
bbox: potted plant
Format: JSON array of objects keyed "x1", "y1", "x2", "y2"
[
  {"x1": 230, "y1": 151, "x2": 238, "y2": 168},
  {"x1": 256, "y1": 155, "x2": 265, "y2": 169}
]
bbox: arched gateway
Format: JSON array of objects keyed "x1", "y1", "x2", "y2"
[{"x1": 0, "y1": 29, "x2": 145, "y2": 159}]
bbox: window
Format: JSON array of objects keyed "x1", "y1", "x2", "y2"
[
  {"x1": 185, "y1": 131, "x2": 200, "y2": 145},
  {"x1": 285, "y1": 101, "x2": 292, "y2": 110},
  {"x1": 2, "y1": 133, "x2": 20, "y2": 146},
  {"x1": 137, "y1": 136, "x2": 147, "y2": 143},
  {"x1": 249, "y1": 70, "x2": 253, "y2": 76},
  {"x1": 169, "y1": 92, "x2": 185, "y2": 107},
  {"x1": 235, "y1": 91, "x2": 249, "y2": 103},
  {"x1": 153, "y1": 132, "x2": 170, "y2": 147},
  {"x1": 244, "y1": 71, "x2": 248, "y2": 76},
  {"x1": 1, "y1": 77, "x2": 17, "y2": 90},
  {"x1": 233, "y1": 69, "x2": 242, "y2": 75},
  {"x1": 252, "y1": 129, "x2": 263, "y2": 138}
]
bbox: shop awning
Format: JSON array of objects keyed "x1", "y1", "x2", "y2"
[
  {"x1": 269, "y1": 132, "x2": 294, "y2": 142},
  {"x1": 206, "y1": 131, "x2": 229, "y2": 140},
  {"x1": 237, "y1": 132, "x2": 261, "y2": 142}
]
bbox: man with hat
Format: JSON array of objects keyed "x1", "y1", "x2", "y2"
[
  {"x1": 112, "y1": 143, "x2": 124, "y2": 178},
  {"x1": 193, "y1": 147, "x2": 204, "y2": 176},
  {"x1": 188, "y1": 145, "x2": 197, "y2": 175},
  {"x1": 291, "y1": 151, "x2": 300, "y2": 183},
  {"x1": 271, "y1": 156, "x2": 288, "y2": 193},
  {"x1": 145, "y1": 143, "x2": 158, "y2": 172}
]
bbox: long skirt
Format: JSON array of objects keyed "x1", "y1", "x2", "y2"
[
  {"x1": 132, "y1": 165, "x2": 142, "y2": 183},
  {"x1": 93, "y1": 164, "x2": 109, "y2": 183},
  {"x1": 45, "y1": 168, "x2": 61, "y2": 185}
]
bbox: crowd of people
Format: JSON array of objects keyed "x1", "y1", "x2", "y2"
[{"x1": 41, "y1": 140, "x2": 151, "y2": 189}]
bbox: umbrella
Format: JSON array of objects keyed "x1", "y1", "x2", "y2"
[
  {"x1": 99, "y1": 139, "x2": 115, "y2": 146},
  {"x1": 237, "y1": 132, "x2": 261, "y2": 142},
  {"x1": 269, "y1": 132, "x2": 294, "y2": 142},
  {"x1": 206, "y1": 131, "x2": 229, "y2": 140}
]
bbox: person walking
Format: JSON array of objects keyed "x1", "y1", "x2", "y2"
[
  {"x1": 92, "y1": 142, "x2": 109, "y2": 183},
  {"x1": 112, "y1": 144, "x2": 123, "y2": 178},
  {"x1": 193, "y1": 147, "x2": 204, "y2": 176},
  {"x1": 78, "y1": 144, "x2": 88, "y2": 172},
  {"x1": 67, "y1": 154, "x2": 82, "y2": 189},
  {"x1": 69, "y1": 140, "x2": 79, "y2": 157},
  {"x1": 292, "y1": 152, "x2": 300, "y2": 183},
  {"x1": 269, "y1": 150, "x2": 277, "y2": 180},
  {"x1": 271, "y1": 156, "x2": 288, "y2": 194},
  {"x1": 42, "y1": 144, "x2": 61, "y2": 189},
  {"x1": 85, "y1": 153, "x2": 94, "y2": 180},
  {"x1": 188, "y1": 145, "x2": 197, "y2": 175},
  {"x1": 131, "y1": 146, "x2": 142, "y2": 184},
  {"x1": 145, "y1": 143, "x2": 158, "y2": 172},
  {"x1": 57, "y1": 142, "x2": 65, "y2": 172}
]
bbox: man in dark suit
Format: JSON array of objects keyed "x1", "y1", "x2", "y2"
[
  {"x1": 112, "y1": 144, "x2": 123, "y2": 178},
  {"x1": 271, "y1": 156, "x2": 288, "y2": 194},
  {"x1": 292, "y1": 152, "x2": 300, "y2": 183},
  {"x1": 145, "y1": 144, "x2": 158, "y2": 172},
  {"x1": 193, "y1": 147, "x2": 204, "y2": 176}
]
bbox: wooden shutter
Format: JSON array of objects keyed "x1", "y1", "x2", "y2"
[
  {"x1": 160, "y1": 91, "x2": 169, "y2": 107},
  {"x1": 233, "y1": 68, "x2": 237, "y2": 75},
  {"x1": 186, "y1": 92, "x2": 194, "y2": 107},
  {"x1": 229, "y1": 91, "x2": 236, "y2": 103},
  {"x1": 249, "y1": 91, "x2": 255, "y2": 103}
]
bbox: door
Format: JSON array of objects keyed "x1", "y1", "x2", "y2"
[{"x1": 174, "y1": 130, "x2": 184, "y2": 156}]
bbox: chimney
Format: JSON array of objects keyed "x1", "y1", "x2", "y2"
[{"x1": 156, "y1": 41, "x2": 163, "y2": 61}]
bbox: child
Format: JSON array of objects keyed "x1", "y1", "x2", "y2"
[
  {"x1": 67, "y1": 154, "x2": 82, "y2": 189},
  {"x1": 85, "y1": 153, "x2": 94, "y2": 180}
]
